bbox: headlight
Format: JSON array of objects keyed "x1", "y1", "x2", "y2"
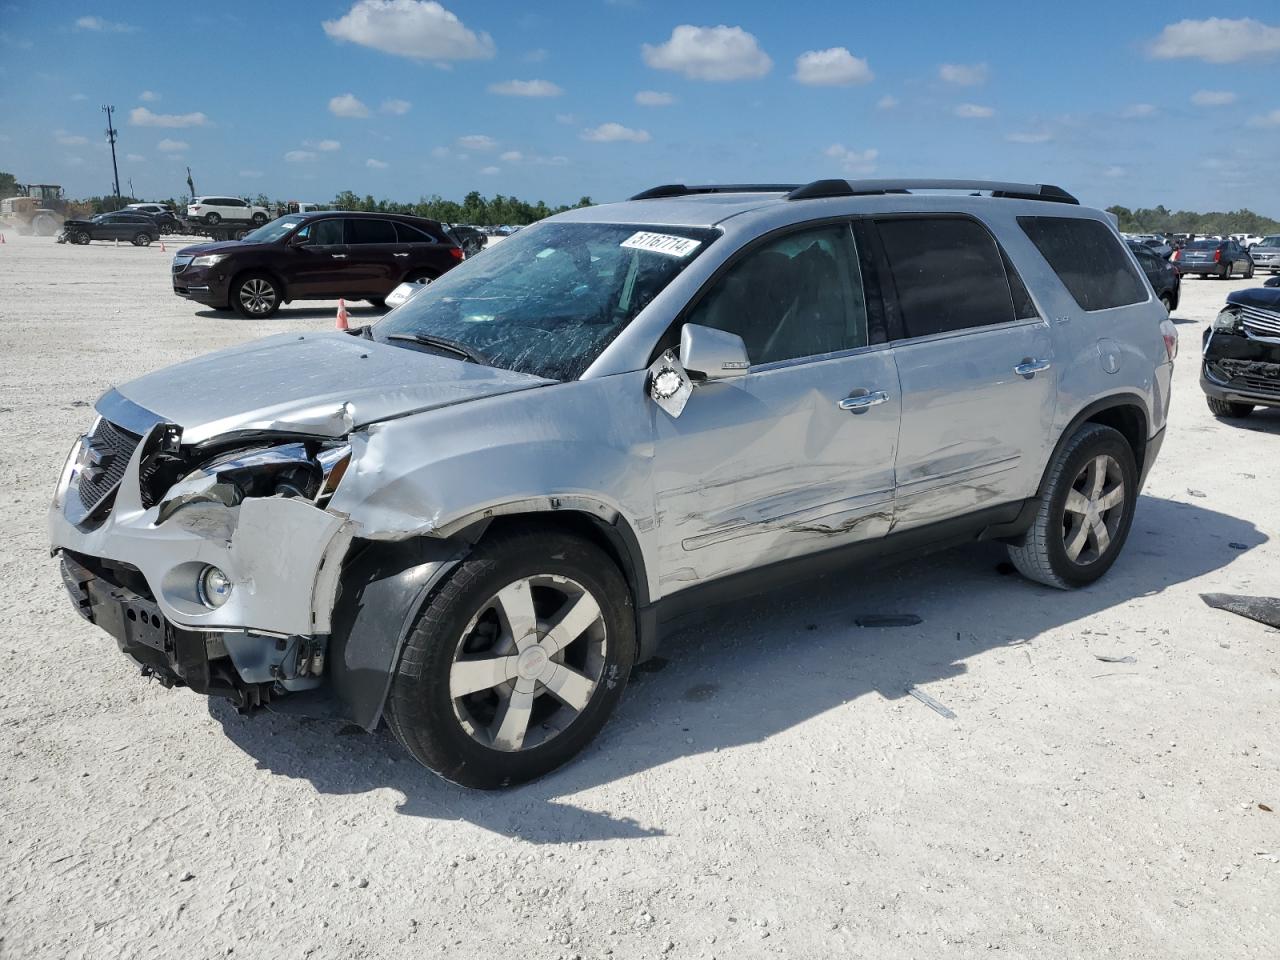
[
  {"x1": 197, "y1": 565, "x2": 233, "y2": 608},
  {"x1": 52, "y1": 435, "x2": 88, "y2": 509},
  {"x1": 1212, "y1": 306, "x2": 1242, "y2": 333},
  {"x1": 191, "y1": 254, "x2": 227, "y2": 268}
]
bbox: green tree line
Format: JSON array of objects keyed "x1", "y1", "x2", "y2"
[
  {"x1": 1107, "y1": 204, "x2": 1280, "y2": 236},
  {"x1": 328, "y1": 189, "x2": 593, "y2": 225}
]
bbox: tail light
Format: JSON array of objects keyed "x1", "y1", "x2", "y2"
[
  {"x1": 1171, "y1": 248, "x2": 1180, "y2": 261},
  {"x1": 448, "y1": 246, "x2": 464, "y2": 260},
  {"x1": 1213, "y1": 249, "x2": 1222, "y2": 263},
  {"x1": 1159, "y1": 318, "x2": 1178, "y2": 361}
]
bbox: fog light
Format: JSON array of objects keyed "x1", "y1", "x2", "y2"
[{"x1": 197, "y1": 565, "x2": 232, "y2": 608}]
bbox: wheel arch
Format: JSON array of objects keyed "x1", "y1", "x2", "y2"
[
  {"x1": 228, "y1": 264, "x2": 290, "y2": 302},
  {"x1": 328, "y1": 506, "x2": 653, "y2": 731},
  {"x1": 1040, "y1": 394, "x2": 1150, "y2": 498}
]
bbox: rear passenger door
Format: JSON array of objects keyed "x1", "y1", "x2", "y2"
[
  {"x1": 875, "y1": 215, "x2": 1057, "y2": 530},
  {"x1": 344, "y1": 218, "x2": 400, "y2": 295}
]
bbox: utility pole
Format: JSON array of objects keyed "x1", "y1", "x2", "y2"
[{"x1": 102, "y1": 104, "x2": 121, "y2": 199}]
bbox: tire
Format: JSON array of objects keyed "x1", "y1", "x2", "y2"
[
  {"x1": 231, "y1": 272, "x2": 281, "y2": 318},
  {"x1": 1007, "y1": 424, "x2": 1138, "y2": 590},
  {"x1": 251, "y1": 212, "x2": 267, "y2": 225},
  {"x1": 31, "y1": 213, "x2": 57, "y2": 236},
  {"x1": 1244, "y1": 262, "x2": 1254, "y2": 279},
  {"x1": 72, "y1": 230, "x2": 90, "y2": 245},
  {"x1": 1159, "y1": 293, "x2": 1173, "y2": 314},
  {"x1": 204, "y1": 212, "x2": 221, "y2": 225},
  {"x1": 1206, "y1": 396, "x2": 1254, "y2": 419},
  {"x1": 405, "y1": 269, "x2": 435, "y2": 285},
  {"x1": 385, "y1": 527, "x2": 636, "y2": 789},
  {"x1": 367, "y1": 297, "x2": 387, "y2": 310},
  {"x1": 1219, "y1": 263, "x2": 1231, "y2": 279},
  {"x1": 132, "y1": 232, "x2": 151, "y2": 247}
]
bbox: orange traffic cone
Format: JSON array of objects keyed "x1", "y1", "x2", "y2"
[
  {"x1": 335, "y1": 298, "x2": 349, "y2": 331},
  {"x1": 0, "y1": 232, "x2": 6, "y2": 244},
  {"x1": 159, "y1": 239, "x2": 166, "y2": 253}
]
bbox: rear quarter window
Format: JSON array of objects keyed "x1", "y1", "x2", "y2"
[{"x1": 1019, "y1": 216, "x2": 1147, "y2": 311}]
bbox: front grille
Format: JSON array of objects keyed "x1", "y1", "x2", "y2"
[
  {"x1": 77, "y1": 418, "x2": 141, "y2": 514},
  {"x1": 1210, "y1": 358, "x2": 1280, "y2": 398},
  {"x1": 1241, "y1": 304, "x2": 1280, "y2": 339}
]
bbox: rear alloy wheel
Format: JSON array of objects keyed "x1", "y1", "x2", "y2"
[
  {"x1": 386, "y1": 529, "x2": 635, "y2": 789},
  {"x1": 1007, "y1": 424, "x2": 1137, "y2": 589},
  {"x1": 1206, "y1": 396, "x2": 1254, "y2": 419},
  {"x1": 204, "y1": 212, "x2": 221, "y2": 225},
  {"x1": 232, "y1": 273, "x2": 281, "y2": 318},
  {"x1": 132, "y1": 232, "x2": 151, "y2": 247},
  {"x1": 1159, "y1": 293, "x2": 1173, "y2": 314},
  {"x1": 251, "y1": 212, "x2": 268, "y2": 225},
  {"x1": 1220, "y1": 263, "x2": 1231, "y2": 279},
  {"x1": 1244, "y1": 262, "x2": 1254, "y2": 279}
]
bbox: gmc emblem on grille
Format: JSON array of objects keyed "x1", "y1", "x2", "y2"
[{"x1": 81, "y1": 440, "x2": 115, "y2": 482}]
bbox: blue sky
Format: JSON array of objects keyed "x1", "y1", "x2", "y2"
[{"x1": 1, "y1": 1, "x2": 1277, "y2": 213}]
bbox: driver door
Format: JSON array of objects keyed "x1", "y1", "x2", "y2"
[
  {"x1": 285, "y1": 217, "x2": 350, "y2": 298},
  {"x1": 650, "y1": 221, "x2": 900, "y2": 592}
]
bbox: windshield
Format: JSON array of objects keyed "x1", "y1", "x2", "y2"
[
  {"x1": 1186, "y1": 241, "x2": 1219, "y2": 250},
  {"x1": 243, "y1": 214, "x2": 303, "y2": 244},
  {"x1": 1258, "y1": 237, "x2": 1280, "y2": 248},
  {"x1": 374, "y1": 220, "x2": 719, "y2": 380}
]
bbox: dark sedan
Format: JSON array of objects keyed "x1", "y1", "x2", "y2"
[
  {"x1": 59, "y1": 212, "x2": 159, "y2": 246},
  {"x1": 171, "y1": 211, "x2": 464, "y2": 318},
  {"x1": 1201, "y1": 286, "x2": 1280, "y2": 419},
  {"x1": 1172, "y1": 239, "x2": 1254, "y2": 280},
  {"x1": 1127, "y1": 240, "x2": 1180, "y2": 312}
]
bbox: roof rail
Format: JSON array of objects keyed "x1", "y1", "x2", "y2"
[
  {"x1": 786, "y1": 178, "x2": 1079, "y2": 205},
  {"x1": 629, "y1": 183, "x2": 800, "y2": 201}
]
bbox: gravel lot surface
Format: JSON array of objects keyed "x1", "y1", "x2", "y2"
[{"x1": 2, "y1": 234, "x2": 1277, "y2": 960}]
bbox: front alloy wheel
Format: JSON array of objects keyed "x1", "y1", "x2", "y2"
[
  {"x1": 385, "y1": 528, "x2": 635, "y2": 788},
  {"x1": 232, "y1": 274, "x2": 280, "y2": 318}
]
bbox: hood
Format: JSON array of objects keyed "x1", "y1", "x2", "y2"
[
  {"x1": 175, "y1": 239, "x2": 266, "y2": 256},
  {"x1": 101, "y1": 331, "x2": 554, "y2": 445},
  {"x1": 1227, "y1": 287, "x2": 1280, "y2": 311},
  {"x1": 62, "y1": 219, "x2": 93, "y2": 228}
]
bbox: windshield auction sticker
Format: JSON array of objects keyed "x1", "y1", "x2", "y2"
[{"x1": 621, "y1": 231, "x2": 702, "y2": 258}]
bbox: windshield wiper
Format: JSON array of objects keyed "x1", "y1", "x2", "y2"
[{"x1": 386, "y1": 332, "x2": 489, "y2": 365}]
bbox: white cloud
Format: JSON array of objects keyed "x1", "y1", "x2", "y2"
[
  {"x1": 125, "y1": 153, "x2": 146, "y2": 162},
  {"x1": 1104, "y1": 166, "x2": 1126, "y2": 178},
  {"x1": 488, "y1": 79, "x2": 563, "y2": 97},
  {"x1": 1191, "y1": 89, "x2": 1237, "y2": 106},
  {"x1": 430, "y1": 145, "x2": 452, "y2": 159},
  {"x1": 581, "y1": 122, "x2": 651, "y2": 143},
  {"x1": 877, "y1": 94, "x2": 899, "y2": 110},
  {"x1": 479, "y1": 165, "x2": 500, "y2": 175},
  {"x1": 523, "y1": 48, "x2": 548, "y2": 63},
  {"x1": 312, "y1": 139, "x2": 342, "y2": 151},
  {"x1": 75, "y1": 15, "x2": 136, "y2": 33},
  {"x1": 285, "y1": 149, "x2": 317, "y2": 162},
  {"x1": 54, "y1": 130, "x2": 88, "y2": 146},
  {"x1": 157, "y1": 138, "x2": 188, "y2": 152},
  {"x1": 457, "y1": 133, "x2": 497, "y2": 151},
  {"x1": 500, "y1": 150, "x2": 523, "y2": 162},
  {"x1": 129, "y1": 106, "x2": 208, "y2": 128},
  {"x1": 635, "y1": 90, "x2": 675, "y2": 106},
  {"x1": 70, "y1": 93, "x2": 88, "y2": 101},
  {"x1": 824, "y1": 144, "x2": 878, "y2": 175},
  {"x1": 239, "y1": 169, "x2": 264, "y2": 178},
  {"x1": 794, "y1": 47, "x2": 873, "y2": 86},
  {"x1": 1120, "y1": 103, "x2": 1158, "y2": 118},
  {"x1": 380, "y1": 98, "x2": 412, "y2": 114},
  {"x1": 329, "y1": 93, "x2": 370, "y2": 118},
  {"x1": 939, "y1": 62, "x2": 988, "y2": 85},
  {"x1": 1247, "y1": 108, "x2": 1280, "y2": 128},
  {"x1": 954, "y1": 103, "x2": 994, "y2": 119},
  {"x1": 1005, "y1": 130, "x2": 1053, "y2": 143},
  {"x1": 322, "y1": 0, "x2": 494, "y2": 61},
  {"x1": 1150, "y1": 17, "x2": 1280, "y2": 63},
  {"x1": 555, "y1": 113, "x2": 577, "y2": 125},
  {"x1": 139, "y1": 90, "x2": 160, "y2": 102},
  {"x1": 642, "y1": 24, "x2": 772, "y2": 81},
  {"x1": 366, "y1": 158, "x2": 389, "y2": 169}
]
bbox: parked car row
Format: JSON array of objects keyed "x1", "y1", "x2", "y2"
[{"x1": 1171, "y1": 238, "x2": 1255, "y2": 280}]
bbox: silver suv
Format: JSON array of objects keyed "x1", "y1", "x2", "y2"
[{"x1": 50, "y1": 179, "x2": 1177, "y2": 788}]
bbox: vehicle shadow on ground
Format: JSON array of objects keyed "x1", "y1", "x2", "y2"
[
  {"x1": 194, "y1": 306, "x2": 387, "y2": 321},
  {"x1": 1228, "y1": 407, "x2": 1280, "y2": 435},
  {"x1": 212, "y1": 494, "x2": 1263, "y2": 843}
]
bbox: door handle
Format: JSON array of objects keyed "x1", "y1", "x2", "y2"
[
  {"x1": 1013, "y1": 358, "x2": 1052, "y2": 378},
  {"x1": 393, "y1": 252, "x2": 409, "y2": 257},
  {"x1": 331, "y1": 253, "x2": 347, "y2": 259},
  {"x1": 838, "y1": 390, "x2": 889, "y2": 412}
]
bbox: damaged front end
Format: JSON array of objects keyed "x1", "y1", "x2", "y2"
[
  {"x1": 1202, "y1": 293, "x2": 1280, "y2": 410},
  {"x1": 50, "y1": 409, "x2": 356, "y2": 712}
]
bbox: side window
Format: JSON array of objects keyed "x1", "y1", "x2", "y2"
[
  {"x1": 876, "y1": 217, "x2": 1020, "y2": 336},
  {"x1": 304, "y1": 219, "x2": 344, "y2": 245},
  {"x1": 395, "y1": 221, "x2": 434, "y2": 244},
  {"x1": 348, "y1": 218, "x2": 397, "y2": 244},
  {"x1": 686, "y1": 223, "x2": 868, "y2": 365},
  {"x1": 1017, "y1": 216, "x2": 1147, "y2": 312}
]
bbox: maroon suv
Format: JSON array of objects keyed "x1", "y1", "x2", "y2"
[{"x1": 171, "y1": 211, "x2": 464, "y2": 317}]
